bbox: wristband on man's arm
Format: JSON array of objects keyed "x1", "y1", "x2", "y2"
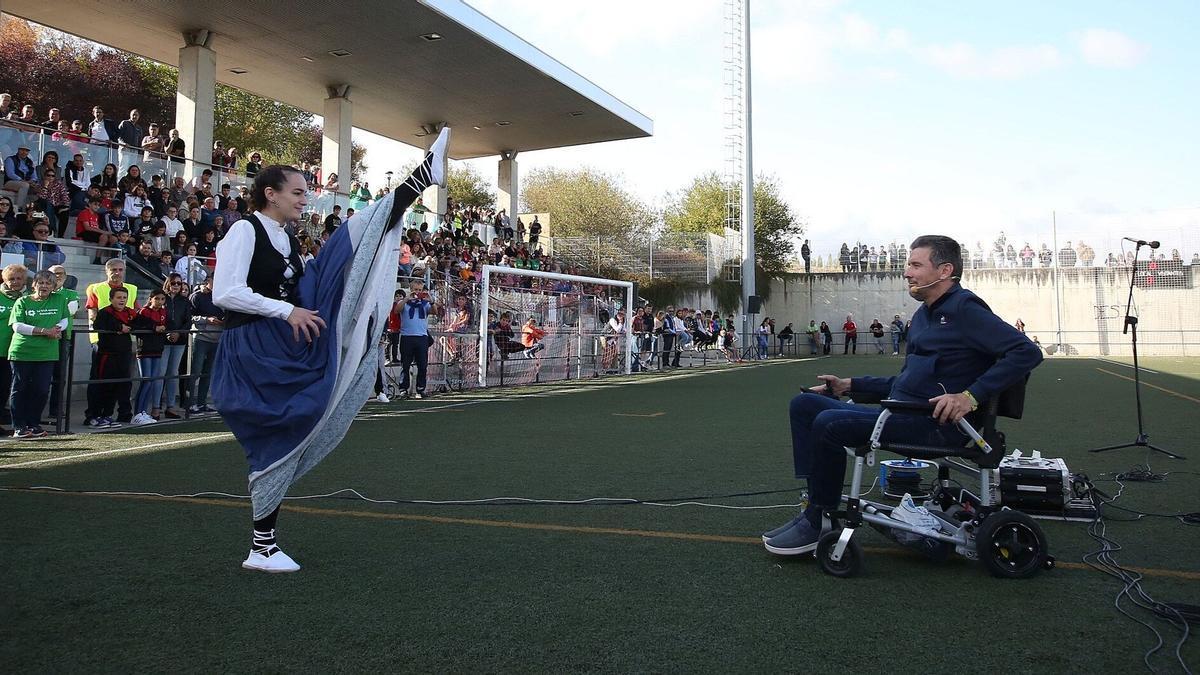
[{"x1": 962, "y1": 389, "x2": 979, "y2": 411}]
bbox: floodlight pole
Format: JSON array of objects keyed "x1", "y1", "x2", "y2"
[{"x1": 740, "y1": 0, "x2": 756, "y2": 344}]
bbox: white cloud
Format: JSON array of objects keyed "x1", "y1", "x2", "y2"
[
  {"x1": 841, "y1": 13, "x2": 879, "y2": 49},
  {"x1": 917, "y1": 42, "x2": 1062, "y2": 79},
  {"x1": 1076, "y1": 28, "x2": 1149, "y2": 68}
]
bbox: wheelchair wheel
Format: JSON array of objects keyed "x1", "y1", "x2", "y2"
[
  {"x1": 975, "y1": 510, "x2": 1048, "y2": 579},
  {"x1": 816, "y1": 529, "x2": 864, "y2": 578}
]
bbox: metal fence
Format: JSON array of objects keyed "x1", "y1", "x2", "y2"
[
  {"x1": 543, "y1": 229, "x2": 743, "y2": 283},
  {"x1": 0, "y1": 118, "x2": 355, "y2": 218}
]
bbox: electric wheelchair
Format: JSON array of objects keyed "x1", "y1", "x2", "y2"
[{"x1": 816, "y1": 377, "x2": 1055, "y2": 579}]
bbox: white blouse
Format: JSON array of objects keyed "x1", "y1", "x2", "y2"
[{"x1": 212, "y1": 211, "x2": 296, "y2": 321}]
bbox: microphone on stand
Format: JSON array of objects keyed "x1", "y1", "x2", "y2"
[{"x1": 1123, "y1": 237, "x2": 1160, "y2": 249}]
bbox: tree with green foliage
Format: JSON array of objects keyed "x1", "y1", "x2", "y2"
[
  {"x1": 447, "y1": 164, "x2": 495, "y2": 209},
  {"x1": 663, "y1": 171, "x2": 804, "y2": 276},
  {"x1": 520, "y1": 167, "x2": 655, "y2": 239}
]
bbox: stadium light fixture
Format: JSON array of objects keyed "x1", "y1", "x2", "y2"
[
  {"x1": 228, "y1": 68, "x2": 248, "y2": 74},
  {"x1": 328, "y1": 49, "x2": 352, "y2": 58},
  {"x1": 420, "y1": 33, "x2": 444, "y2": 41}
]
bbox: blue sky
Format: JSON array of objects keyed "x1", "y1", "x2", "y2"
[{"x1": 358, "y1": 0, "x2": 1200, "y2": 258}]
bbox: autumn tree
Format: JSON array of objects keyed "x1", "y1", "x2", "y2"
[
  {"x1": 520, "y1": 167, "x2": 655, "y2": 240},
  {"x1": 0, "y1": 18, "x2": 368, "y2": 178},
  {"x1": 447, "y1": 164, "x2": 495, "y2": 209}
]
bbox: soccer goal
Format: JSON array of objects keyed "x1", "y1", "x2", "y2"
[{"x1": 477, "y1": 265, "x2": 635, "y2": 387}]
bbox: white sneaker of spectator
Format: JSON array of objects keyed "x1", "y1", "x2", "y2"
[
  {"x1": 130, "y1": 412, "x2": 157, "y2": 426},
  {"x1": 376, "y1": 393, "x2": 390, "y2": 404}
]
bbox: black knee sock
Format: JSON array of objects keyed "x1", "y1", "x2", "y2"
[{"x1": 251, "y1": 506, "x2": 281, "y2": 556}]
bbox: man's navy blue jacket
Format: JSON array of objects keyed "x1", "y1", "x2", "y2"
[{"x1": 851, "y1": 284, "x2": 1042, "y2": 404}]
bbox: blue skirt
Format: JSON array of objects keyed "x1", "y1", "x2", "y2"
[{"x1": 212, "y1": 220, "x2": 356, "y2": 475}]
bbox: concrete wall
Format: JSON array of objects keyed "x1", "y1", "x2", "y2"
[{"x1": 673, "y1": 267, "x2": 1200, "y2": 356}]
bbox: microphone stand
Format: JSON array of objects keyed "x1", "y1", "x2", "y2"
[{"x1": 1090, "y1": 243, "x2": 1183, "y2": 459}]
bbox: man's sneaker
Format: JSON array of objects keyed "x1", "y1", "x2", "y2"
[
  {"x1": 30, "y1": 426, "x2": 48, "y2": 438},
  {"x1": 86, "y1": 417, "x2": 106, "y2": 428},
  {"x1": 763, "y1": 516, "x2": 822, "y2": 556},
  {"x1": 12, "y1": 427, "x2": 32, "y2": 439},
  {"x1": 241, "y1": 549, "x2": 301, "y2": 573},
  {"x1": 103, "y1": 418, "x2": 122, "y2": 428},
  {"x1": 375, "y1": 393, "x2": 390, "y2": 404},
  {"x1": 890, "y1": 493, "x2": 941, "y2": 534},
  {"x1": 412, "y1": 392, "x2": 423, "y2": 400},
  {"x1": 131, "y1": 412, "x2": 156, "y2": 425},
  {"x1": 761, "y1": 515, "x2": 804, "y2": 543},
  {"x1": 200, "y1": 405, "x2": 217, "y2": 414},
  {"x1": 187, "y1": 405, "x2": 203, "y2": 414},
  {"x1": 165, "y1": 407, "x2": 185, "y2": 419}
]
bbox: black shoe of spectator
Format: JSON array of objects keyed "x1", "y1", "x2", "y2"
[{"x1": 117, "y1": 414, "x2": 133, "y2": 424}]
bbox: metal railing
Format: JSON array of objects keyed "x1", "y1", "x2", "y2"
[{"x1": 0, "y1": 118, "x2": 357, "y2": 217}]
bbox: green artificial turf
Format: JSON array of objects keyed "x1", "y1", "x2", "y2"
[{"x1": 2, "y1": 357, "x2": 1198, "y2": 672}]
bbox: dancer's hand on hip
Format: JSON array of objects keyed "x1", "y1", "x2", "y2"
[{"x1": 287, "y1": 307, "x2": 326, "y2": 343}]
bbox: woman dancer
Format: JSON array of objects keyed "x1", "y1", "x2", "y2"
[{"x1": 213, "y1": 129, "x2": 448, "y2": 573}]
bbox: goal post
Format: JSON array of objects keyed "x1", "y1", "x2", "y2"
[{"x1": 477, "y1": 264, "x2": 634, "y2": 387}]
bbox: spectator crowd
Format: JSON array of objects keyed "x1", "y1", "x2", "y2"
[{"x1": 813, "y1": 233, "x2": 1199, "y2": 274}]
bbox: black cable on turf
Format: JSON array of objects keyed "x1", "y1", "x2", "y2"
[
  {"x1": 1080, "y1": 476, "x2": 1194, "y2": 674},
  {"x1": 0, "y1": 485, "x2": 806, "y2": 508}
]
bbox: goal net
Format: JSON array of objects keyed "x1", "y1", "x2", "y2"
[{"x1": 477, "y1": 265, "x2": 634, "y2": 388}]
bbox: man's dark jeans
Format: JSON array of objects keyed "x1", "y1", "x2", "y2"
[{"x1": 789, "y1": 392, "x2": 967, "y2": 508}]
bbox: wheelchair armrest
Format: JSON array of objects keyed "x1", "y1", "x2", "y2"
[
  {"x1": 849, "y1": 391, "x2": 884, "y2": 405},
  {"x1": 880, "y1": 399, "x2": 935, "y2": 414}
]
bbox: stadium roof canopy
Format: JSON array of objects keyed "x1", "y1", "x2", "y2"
[{"x1": 3, "y1": 0, "x2": 653, "y2": 160}]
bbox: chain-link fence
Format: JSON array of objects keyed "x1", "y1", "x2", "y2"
[{"x1": 544, "y1": 229, "x2": 743, "y2": 283}]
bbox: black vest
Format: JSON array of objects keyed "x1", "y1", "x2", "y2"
[{"x1": 224, "y1": 214, "x2": 304, "y2": 329}]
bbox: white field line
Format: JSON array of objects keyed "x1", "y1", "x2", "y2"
[
  {"x1": 1094, "y1": 357, "x2": 1160, "y2": 375},
  {"x1": 1, "y1": 433, "x2": 236, "y2": 469}
]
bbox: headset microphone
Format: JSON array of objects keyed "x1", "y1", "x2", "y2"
[{"x1": 909, "y1": 277, "x2": 948, "y2": 290}]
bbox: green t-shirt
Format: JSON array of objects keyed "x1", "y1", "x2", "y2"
[
  {"x1": 8, "y1": 294, "x2": 72, "y2": 362},
  {"x1": 0, "y1": 292, "x2": 23, "y2": 356},
  {"x1": 53, "y1": 288, "x2": 79, "y2": 339}
]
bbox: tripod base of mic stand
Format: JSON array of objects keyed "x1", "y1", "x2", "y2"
[{"x1": 1090, "y1": 434, "x2": 1185, "y2": 460}]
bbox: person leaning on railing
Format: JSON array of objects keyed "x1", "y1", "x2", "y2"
[
  {"x1": 39, "y1": 265, "x2": 78, "y2": 424},
  {"x1": 158, "y1": 273, "x2": 193, "y2": 418},
  {"x1": 0, "y1": 263, "x2": 28, "y2": 433},
  {"x1": 7, "y1": 269, "x2": 73, "y2": 439},
  {"x1": 186, "y1": 276, "x2": 221, "y2": 414}
]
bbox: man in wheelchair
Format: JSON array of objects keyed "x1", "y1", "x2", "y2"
[{"x1": 762, "y1": 235, "x2": 1044, "y2": 574}]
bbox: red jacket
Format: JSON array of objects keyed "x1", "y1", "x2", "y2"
[
  {"x1": 843, "y1": 321, "x2": 857, "y2": 336},
  {"x1": 386, "y1": 301, "x2": 402, "y2": 333}
]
